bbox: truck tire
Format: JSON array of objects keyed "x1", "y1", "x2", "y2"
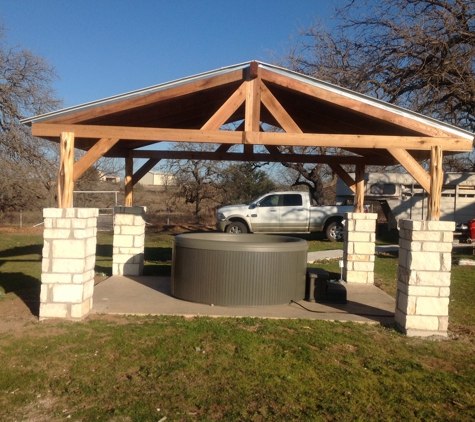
[
  {"x1": 325, "y1": 221, "x2": 344, "y2": 242},
  {"x1": 226, "y1": 221, "x2": 248, "y2": 234}
]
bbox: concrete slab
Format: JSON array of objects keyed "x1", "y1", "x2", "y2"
[{"x1": 92, "y1": 276, "x2": 395, "y2": 325}]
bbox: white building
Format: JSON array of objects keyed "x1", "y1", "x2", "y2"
[{"x1": 138, "y1": 171, "x2": 176, "y2": 187}]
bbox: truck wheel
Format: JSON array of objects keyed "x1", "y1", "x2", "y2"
[
  {"x1": 326, "y1": 221, "x2": 344, "y2": 242},
  {"x1": 226, "y1": 222, "x2": 248, "y2": 234}
]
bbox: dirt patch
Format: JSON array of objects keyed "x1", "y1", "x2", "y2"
[
  {"x1": 0, "y1": 226, "x2": 44, "y2": 235},
  {"x1": 0, "y1": 295, "x2": 39, "y2": 335}
]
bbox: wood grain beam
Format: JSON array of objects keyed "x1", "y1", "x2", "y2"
[
  {"x1": 264, "y1": 145, "x2": 281, "y2": 155},
  {"x1": 32, "y1": 123, "x2": 243, "y2": 144},
  {"x1": 243, "y1": 69, "x2": 261, "y2": 145},
  {"x1": 428, "y1": 145, "x2": 443, "y2": 220},
  {"x1": 260, "y1": 68, "x2": 459, "y2": 138},
  {"x1": 260, "y1": 82, "x2": 301, "y2": 133},
  {"x1": 215, "y1": 144, "x2": 233, "y2": 153},
  {"x1": 125, "y1": 155, "x2": 133, "y2": 206},
  {"x1": 130, "y1": 149, "x2": 391, "y2": 165},
  {"x1": 354, "y1": 165, "x2": 365, "y2": 213},
  {"x1": 58, "y1": 132, "x2": 74, "y2": 208},
  {"x1": 73, "y1": 137, "x2": 120, "y2": 181},
  {"x1": 32, "y1": 123, "x2": 472, "y2": 152},
  {"x1": 44, "y1": 70, "x2": 245, "y2": 125},
  {"x1": 257, "y1": 132, "x2": 472, "y2": 151},
  {"x1": 200, "y1": 82, "x2": 246, "y2": 130},
  {"x1": 329, "y1": 164, "x2": 356, "y2": 193},
  {"x1": 132, "y1": 158, "x2": 161, "y2": 186},
  {"x1": 387, "y1": 148, "x2": 431, "y2": 193}
]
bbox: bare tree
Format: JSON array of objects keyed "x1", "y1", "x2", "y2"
[
  {"x1": 163, "y1": 143, "x2": 223, "y2": 222},
  {"x1": 0, "y1": 24, "x2": 62, "y2": 212},
  {"x1": 277, "y1": 0, "x2": 475, "y2": 176}
]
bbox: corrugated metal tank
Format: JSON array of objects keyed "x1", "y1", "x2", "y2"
[{"x1": 171, "y1": 233, "x2": 307, "y2": 306}]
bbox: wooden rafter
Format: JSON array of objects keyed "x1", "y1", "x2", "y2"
[
  {"x1": 44, "y1": 70, "x2": 245, "y2": 125},
  {"x1": 260, "y1": 68, "x2": 458, "y2": 138}
]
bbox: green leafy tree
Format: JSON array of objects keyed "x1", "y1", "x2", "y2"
[{"x1": 218, "y1": 162, "x2": 276, "y2": 205}]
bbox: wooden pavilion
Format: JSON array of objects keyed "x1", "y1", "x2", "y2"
[
  {"x1": 22, "y1": 61, "x2": 475, "y2": 334},
  {"x1": 21, "y1": 61, "x2": 474, "y2": 217}
]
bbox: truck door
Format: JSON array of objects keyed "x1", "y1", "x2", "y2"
[
  {"x1": 279, "y1": 194, "x2": 309, "y2": 232},
  {"x1": 250, "y1": 194, "x2": 281, "y2": 232}
]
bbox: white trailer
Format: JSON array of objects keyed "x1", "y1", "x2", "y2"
[{"x1": 336, "y1": 172, "x2": 475, "y2": 229}]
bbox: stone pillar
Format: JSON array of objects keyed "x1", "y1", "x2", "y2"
[
  {"x1": 40, "y1": 208, "x2": 98, "y2": 320},
  {"x1": 113, "y1": 206, "x2": 146, "y2": 276},
  {"x1": 396, "y1": 220, "x2": 455, "y2": 337},
  {"x1": 343, "y1": 212, "x2": 378, "y2": 284}
]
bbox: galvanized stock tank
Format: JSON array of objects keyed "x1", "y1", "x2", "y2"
[{"x1": 171, "y1": 233, "x2": 308, "y2": 306}]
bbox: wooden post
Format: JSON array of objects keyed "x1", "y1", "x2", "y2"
[
  {"x1": 354, "y1": 165, "x2": 365, "y2": 212},
  {"x1": 244, "y1": 64, "x2": 261, "y2": 146},
  {"x1": 428, "y1": 145, "x2": 443, "y2": 220},
  {"x1": 58, "y1": 132, "x2": 74, "y2": 208},
  {"x1": 124, "y1": 155, "x2": 133, "y2": 206}
]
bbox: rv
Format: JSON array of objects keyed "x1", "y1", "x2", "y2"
[{"x1": 336, "y1": 172, "x2": 475, "y2": 230}]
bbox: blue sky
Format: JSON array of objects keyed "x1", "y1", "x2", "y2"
[{"x1": 1, "y1": 0, "x2": 336, "y2": 108}]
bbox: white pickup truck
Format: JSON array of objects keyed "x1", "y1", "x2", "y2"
[{"x1": 216, "y1": 191, "x2": 357, "y2": 241}]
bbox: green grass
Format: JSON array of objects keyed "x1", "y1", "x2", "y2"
[
  {"x1": 1, "y1": 229, "x2": 475, "y2": 420},
  {"x1": 0, "y1": 232, "x2": 43, "y2": 300},
  {"x1": 1, "y1": 316, "x2": 475, "y2": 421}
]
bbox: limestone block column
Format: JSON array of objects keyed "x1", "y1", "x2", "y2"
[
  {"x1": 396, "y1": 220, "x2": 455, "y2": 337},
  {"x1": 40, "y1": 208, "x2": 98, "y2": 320},
  {"x1": 113, "y1": 206, "x2": 146, "y2": 276},
  {"x1": 343, "y1": 212, "x2": 378, "y2": 284}
]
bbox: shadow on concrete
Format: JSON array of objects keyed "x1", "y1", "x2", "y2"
[{"x1": 92, "y1": 275, "x2": 395, "y2": 326}]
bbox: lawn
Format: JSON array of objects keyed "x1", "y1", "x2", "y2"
[{"x1": 1, "y1": 228, "x2": 475, "y2": 421}]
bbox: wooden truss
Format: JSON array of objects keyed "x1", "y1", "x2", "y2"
[{"x1": 27, "y1": 61, "x2": 473, "y2": 219}]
